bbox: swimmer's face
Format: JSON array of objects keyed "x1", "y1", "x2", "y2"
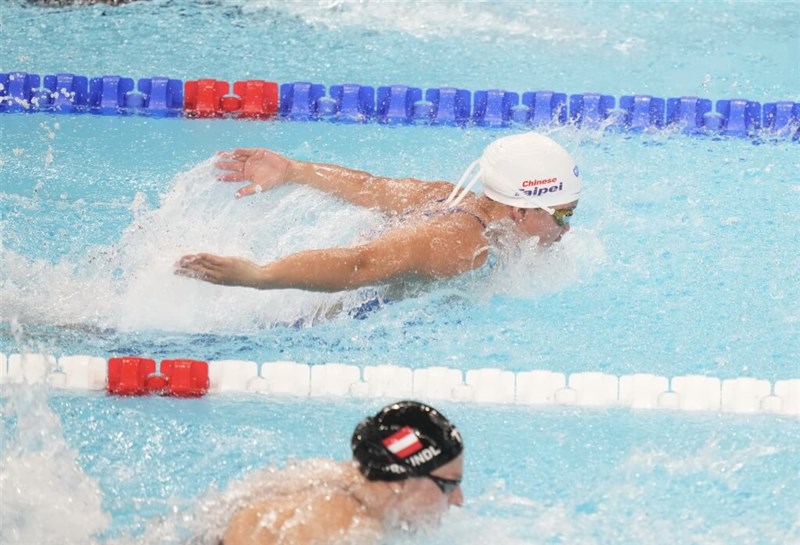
[
  {"x1": 511, "y1": 200, "x2": 578, "y2": 246},
  {"x1": 390, "y1": 454, "x2": 464, "y2": 526}
]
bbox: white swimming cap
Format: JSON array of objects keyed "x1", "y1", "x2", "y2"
[{"x1": 446, "y1": 132, "x2": 582, "y2": 213}]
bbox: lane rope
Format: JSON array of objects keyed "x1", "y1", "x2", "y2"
[
  {"x1": 1, "y1": 71, "x2": 798, "y2": 137},
  {"x1": 1, "y1": 352, "x2": 798, "y2": 416}
]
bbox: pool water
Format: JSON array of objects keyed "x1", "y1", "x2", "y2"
[
  {"x1": 3, "y1": 392, "x2": 799, "y2": 544},
  {"x1": 1, "y1": 0, "x2": 799, "y2": 544},
  {"x1": 2, "y1": 116, "x2": 797, "y2": 379}
]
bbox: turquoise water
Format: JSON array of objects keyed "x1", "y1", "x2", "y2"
[
  {"x1": 2, "y1": 114, "x2": 798, "y2": 379},
  {"x1": 2, "y1": 392, "x2": 799, "y2": 544},
  {"x1": 1, "y1": 1, "x2": 799, "y2": 544},
  {"x1": 3, "y1": 0, "x2": 798, "y2": 100}
]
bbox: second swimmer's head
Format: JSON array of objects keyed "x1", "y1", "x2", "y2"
[{"x1": 351, "y1": 400, "x2": 463, "y2": 482}]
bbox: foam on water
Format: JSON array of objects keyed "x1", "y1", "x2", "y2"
[
  {"x1": 1, "y1": 158, "x2": 379, "y2": 332},
  {"x1": 482, "y1": 227, "x2": 606, "y2": 301},
  {"x1": 228, "y1": 0, "x2": 584, "y2": 42},
  {"x1": 0, "y1": 386, "x2": 110, "y2": 545}
]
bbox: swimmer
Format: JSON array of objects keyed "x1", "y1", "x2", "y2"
[
  {"x1": 175, "y1": 132, "x2": 582, "y2": 292},
  {"x1": 220, "y1": 400, "x2": 464, "y2": 545}
]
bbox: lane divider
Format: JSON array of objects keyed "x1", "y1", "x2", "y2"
[
  {"x1": 106, "y1": 356, "x2": 209, "y2": 397},
  {"x1": 0, "y1": 352, "x2": 798, "y2": 416},
  {"x1": 1, "y1": 71, "x2": 798, "y2": 137}
]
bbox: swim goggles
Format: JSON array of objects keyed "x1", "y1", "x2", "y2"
[
  {"x1": 551, "y1": 208, "x2": 574, "y2": 227},
  {"x1": 427, "y1": 475, "x2": 461, "y2": 495}
]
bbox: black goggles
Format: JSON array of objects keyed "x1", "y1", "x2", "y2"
[{"x1": 427, "y1": 475, "x2": 461, "y2": 495}]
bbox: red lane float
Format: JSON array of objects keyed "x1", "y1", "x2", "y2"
[
  {"x1": 183, "y1": 78, "x2": 279, "y2": 118},
  {"x1": 106, "y1": 357, "x2": 209, "y2": 397},
  {"x1": 144, "y1": 372, "x2": 168, "y2": 394},
  {"x1": 107, "y1": 356, "x2": 156, "y2": 396},
  {"x1": 184, "y1": 79, "x2": 229, "y2": 117},
  {"x1": 220, "y1": 95, "x2": 242, "y2": 112},
  {"x1": 234, "y1": 80, "x2": 279, "y2": 118},
  {"x1": 161, "y1": 358, "x2": 209, "y2": 397}
]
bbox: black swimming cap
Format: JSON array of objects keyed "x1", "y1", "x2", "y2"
[{"x1": 351, "y1": 400, "x2": 463, "y2": 482}]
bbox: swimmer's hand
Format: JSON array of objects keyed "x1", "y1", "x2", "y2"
[
  {"x1": 175, "y1": 253, "x2": 265, "y2": 288},
  {"x1": 215, "y1": 148, "x2": 292, "y2": 199}
]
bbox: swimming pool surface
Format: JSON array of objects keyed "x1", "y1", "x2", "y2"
[{"x1": 1, "y1": 0, "x2": 799, "y2": 543}]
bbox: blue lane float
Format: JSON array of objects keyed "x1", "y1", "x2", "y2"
[
  {"x1": 46, "y1": 73, "x2": 90, "y2": 111},
  {"x1": 473, "y1": 89, "x2": 519, "y2": 126},
  {"x1": 1, "y1": 72, "x2": 39, "y2": 112},
  {"x1": 522, "y1": 91, "x2": 568, "y2": 127},
  {"x1": 137, "y1": 77, "x2": 184, "y2": 115},
  {"x1": 569, "y1": 93, "x2": 615, "y2": 130},
  {"x1": 764, "y1": 101, "x2": 800, "y2": 135},
  {"x1": 424, "y1": 87, "x2": 471, "y2": 124},
  {"x1": 279, "y1": 82, "x2": 325, "y2": 119},
  {"x1": 1, "y1": 70, "x2": 797, "y2": 139},
  {"x1": 621, "y1": 95, "x2": 666, "y2": 131},
  {"x1": 377, "y1": 85, "x2": 422, "y2": 123},
  {"x1": 89, "y1": 75, "x2": 134, "y2": 113},
  {"x1": 665, "y1": 96, "x2": 711, "y2": 133},
  {"x1": 328, "y1": 84, "x2": 374, "y2": 120},
  {"x1": 716, "y1": 99, "x2": 761, "y2": 136}
]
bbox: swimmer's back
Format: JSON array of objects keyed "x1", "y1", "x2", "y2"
[
  {"x1": 402, "y1": 192, "x2": 489, "y2": 247},
  {"x1": 222, "y1": 489, "x2": 381, "y2": 545}
]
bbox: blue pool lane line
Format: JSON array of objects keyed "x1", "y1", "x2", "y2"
[{"x1": 1, "y1": 70, "x2": 798, "y2": 138}]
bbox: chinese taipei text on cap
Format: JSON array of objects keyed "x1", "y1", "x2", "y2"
[{"x1": 446, "y1": 132, "x2": 582, "y2": 213}]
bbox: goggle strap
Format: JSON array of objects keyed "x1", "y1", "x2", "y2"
[{"x1": 445, "y1": 160, "x2": 481, "y2": 208}]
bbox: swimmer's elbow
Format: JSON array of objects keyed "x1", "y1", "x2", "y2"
[
  {"x1": 347, "y1": 245, "x2": 421, "y2": 287},
  {"x1": 348, "y1": 234, "x2": 482, "y2": 286},
  {"x1": 347, "y1": 247, "x2": 390, "y2": 287}
]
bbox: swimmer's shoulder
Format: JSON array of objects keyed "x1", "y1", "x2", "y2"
[
  {"x1": 223, "y1": 488, "x2": 379, "y2": 545},
  {"x1": 395, "y1": 180, "x2": 455, "y2": 213},
  {"x1": 296, "y1": 490, "x2": 382, "y2": 545}
]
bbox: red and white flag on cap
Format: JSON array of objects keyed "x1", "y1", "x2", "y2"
[{"x1": 382, "y1": 426, "x2": 423, "y2": 459}]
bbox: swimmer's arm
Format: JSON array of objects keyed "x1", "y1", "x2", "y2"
[
  {"x1": 176, "y1": 221, "x2": 487, "y2": 292},
  {"x1": 286, "y1": 159, "x2": 453, "y2": 214},
  {"x1": 215, "y1": 147, "x2": 452, "y2": 214}
]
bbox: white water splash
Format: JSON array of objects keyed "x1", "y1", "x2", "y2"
[
  {"x1": 224, "y1": 0, "x2": 597, "y2": 42},
  {"x1": 482, "y1": 226, "x2": 606, "y2": 300},
  {"x1": 1, "y1": 158, "x2": 385, "y2": 333},
  {"x1": 0, "y1": 386, "x2": 110, "y2": 545}
]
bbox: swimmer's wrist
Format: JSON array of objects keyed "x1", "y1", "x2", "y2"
[
  {"x1": 284, "y1": 158, "x2": 307, "y2": 184},
  {"x1": 255, "y1": 265, "x2": 276, "y2": 290}
]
